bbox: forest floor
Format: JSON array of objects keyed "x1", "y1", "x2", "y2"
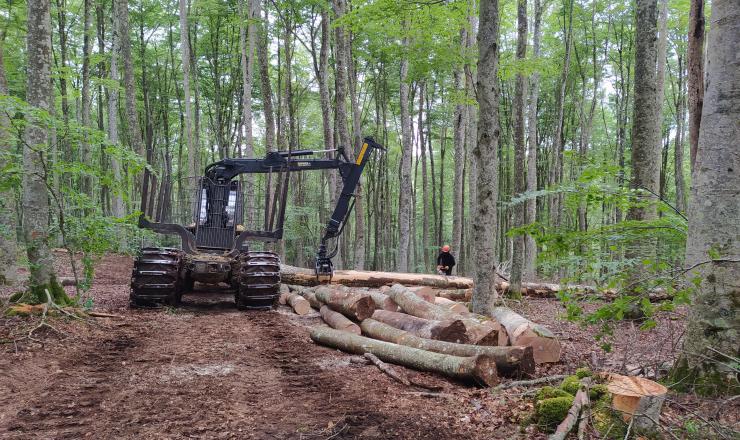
[{"x1": 0, "y1": 251, "x2": 737, "y2": 439}]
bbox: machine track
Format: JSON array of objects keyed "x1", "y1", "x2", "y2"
[
  {"x1": 236, "y1": 251, "x2": 281, "y2": 310},
  {"x1": 130, "y1": 247, "x2": 183, "y2": 307}
]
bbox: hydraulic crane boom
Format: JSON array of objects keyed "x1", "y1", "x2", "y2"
[{"x1": 139, "y1": 136, "x2": 384, "y2": 282}]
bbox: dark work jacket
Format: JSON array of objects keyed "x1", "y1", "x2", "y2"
[{"x1": 436, "y1": 252, "x2": 456, "y2": 270}]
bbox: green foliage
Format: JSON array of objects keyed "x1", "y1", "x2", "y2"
[
  {"x1": 575, "y1": 367, "x2": 592, "y2": 379},
  {"x1": 589, "y1": 384, "x2": 609, "y2": 401}
]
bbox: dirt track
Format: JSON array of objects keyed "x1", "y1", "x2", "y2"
[{"x1": 0, "y1": 254, "x2": 525, "y2": 439}]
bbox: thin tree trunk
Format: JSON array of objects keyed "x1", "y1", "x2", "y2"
[
  {"x1": 451, "y1": 56, "x2": 467, "y2": 258},
  {"x1": 510, "y1": 0, "x2": 527, "y2": 296},
  {"x1": 256, "y1": 0, "x2": 276, "y2": 151},
  {"x1": 686, "y1": 0, "x2": 704, "y2": 173},
  {"x1": 117, "y1": 0, "x2": 144, "y2": 159},
  {"x1": 419, "y1": 81, "x2": 430, "y2": 272},
  {"x1": 239, "y1": 0, "x2": 256, "y2": 227},
  {"x1": 676, "y1": 0, "x2": 740, "y2": 396},
  {"x1": 0, "y1": 33, "x2": 17, "y2": 284},
  {"x1": 179, "y1": 0, "x2": 196, "y2": 211},
  {"x1": 524, "y1": 0, "x2": 542, "y2": 279},
  {"x1": 626, "y1": 0, "x2": 661, "y2": 282},
  {"x1": 397, "y1": 27, "x2": 412, "y2": 273},
  {"x1": 548, "y1": 0, "x2": 574, "y2": 229},
  {"x1": 108, "y1": 2, "x2": 124, "y2": 218},
  {"x1": 673, "y1": 54, "x2": 687, "y2": 214},
  {"x1": 471, "y1": 0, "x2": 500, "y2": 314},
  {"x1": 79, "y1": 0, "x2": 93, "y2": 198}
]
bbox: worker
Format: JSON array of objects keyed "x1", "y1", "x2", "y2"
[{"x1": 436, "y1": 245, "x2": 456, "y2": 276}]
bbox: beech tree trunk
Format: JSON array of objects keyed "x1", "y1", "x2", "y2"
[
  {"x1": 310, "y1": 326, "x2": 500, "y2": 386},
  {"x1": 238, "y1": 0, "x2": 256, "y2": 227},
  {"x1": 371, "y1": 310, "x2": 468, "y2": 343},
  {"x1": 626, "y1": 0, "x2": 661, "y2": 282},
  {"x1": 471, "y1": 0, "x2": 501, "y2": 314},
  {"x1": 451, "y1": 64, "x2": 466, "y2": 259},
  {"x1": 116, "y1": 0, "x2": 144, "y2": 159},
  {"x1": 108, "y1": 1, "x2": 124, "y2": 218},
  {"x1": 524, "y1": 0, "x2": 542, "y2": 279},
  {"x1": 256, "y1": 0, "x2": 276, "y2": 151},
  {"x1": 510, "y1": 0, "x2": 527, "y2": 296},
  {"x1": 676, "y1": 0, "x2": 740, "y2": 396},
  {"x1": 360, "y1": 319, "x2": 535, "y2": 378},
  {"x1": 686, "y1": 0, "x2": 704, "y2": 172},
  {"x1": 0, "y1": 36, "x2": 16, "y2": 284},
  {"x1": 22, "y1": 0, "x2": 60, "y2": 296},
  {"x1": 179, "y1": 0, "x2": 196, "y2": 203},
  {"x1": 397, "y1": 29, "x2": 412, "y2": 273}
]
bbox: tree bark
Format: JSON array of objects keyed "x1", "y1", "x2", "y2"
[
  {"x1": 388, "y1": 284, "x2": 498, "y2": 345},
  {"x1": 0, "y1": 34, "x2": 17, "y2": 284},
  {"x1": 471, "y1": 0, "x2": 501, "y2": 314},
  {"x1": 314, "y1": 285, "x2": 376, "y2": 321},
  {"x1": 108, "y1": 1, "x2": 125, "y2": 218},
  {"x1": 320, "y1": 305, "x2": 361, "y2": 334},
  {"x1": 626, "y1": 0, "x2": 661, "y2": 282},
  {"x1": 434, "y1": 297, "x2": 469, "y2": 314},
  {"x1": 397, "y1": 28, "x2": 412, "y2": 273},
  {"x1": 310, "y1": 326, "x2": 499, "y2": 386},
  {"x1": 524, "y1": 0, "x2": 543, "y2": 279},
  {"x1": 79, "y1": 0, "x2": 93, "y2": 198},
  {"x1": 673, "y1": 54, "x2": 687, "y2": 214},
  {"x1": 676, "y1": 0, "x2": 740, "y2": 396},
  {"x1": 368, "y1": 290, "x2": 400, "y2": 312},
  {"x1": 116, "y1": 0, "x2": 144, "y2": 159},
  {"x1": 285, "y1": 292, "x2": 311, "y2": 315},
  {"x1": 510, "y1": 0, "x2": 528, "y2": 296},
  {"x1": 256, "y1": 0, "x2": 276, "y2": 151},
  {"x1": 360, "y1": 319, "x2": 534, "y2": 378},
  {"x1": 22, "y1": 0, "x2": 60, "y2": 293},
  {"x1": 492, "y1": 307, "x2": 561, "y2": 363},
  {"x1": 451, "y1": 61, "x2": 467, "y2": 260},
  {"x1": 371, "y1": 310, "x2": 468, "y2": 343},
  {"x1": 280, "y1": 264, "x2": 474, "y2": 289},
  {"x1": 239, "y1": 0, "x2": 256, "y2": 227},
  {"x1": 686, "y1": 0, "x2": 704, "y2": 172},
  {"x1": 179, "y1": 0, "x2": 196, "y2": 207}
]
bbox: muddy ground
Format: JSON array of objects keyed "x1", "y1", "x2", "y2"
[{"x1": 0, "y1": 252, "x2": 737, "y2": 439}]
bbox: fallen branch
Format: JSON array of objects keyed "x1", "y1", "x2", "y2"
[
  {"x1": 492, "y1": 374, "x2": 568, "y2": 391},
  {"x1": 86, "y1": 311, "x2": 124, "y2": 319},
  {"x1": 549, "y1": 378, "x2": 591, "y2": 440},
  {"x1": 364, "y1": 352, "x2": 411, "y2": 386}
]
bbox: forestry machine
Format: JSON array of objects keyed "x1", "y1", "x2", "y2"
[{"x1": 131, "y1": 137, "x2": 383, "y2": 310}]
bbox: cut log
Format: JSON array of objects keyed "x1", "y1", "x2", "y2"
[
  {"x1": 368, "y1": 290, "x2": 401, "y2": 312},
  {"x1": 434, "y1": 297, "x2": 469, "y2": 314},
  {"x1": 406, "y1": 286, "x2": 436, "y2": 303},
  {"x1": 434, "y1": 288, "x2": 472, "y2": 301},
  {"x1": 491, "y1": 307, "x2": 561, "y2": 363},
  {"x1": 360, "y1": 319, "x2": 535, "y2": 378},
  {"x1": 495, "y1": 281, "x2": 672, "y2": 302},
  {"x1": 606, "y1": 373, "x2": 667, "y2": 432},
  {"x1": 320, "y1": 305, "x2": 361, "y2": 335},
  {"x1": 294, "y1": 288, "x2": 322, "y2": 309},
  {"x1": 310, "y1": 326, "x2": 499, "y2": 386},
  {"x1": 285, "y1": 292, "x2": 311, "y2": 315},
  {"x1": 314, "y1": 286, "x2": 375, "y2": 321},
  {"x1": 387, "y1": 284, "x2": 498, "y2": 345},
  {"x1": 281, "y1": 264, "x2": 474, "y2": 289},
  {"x1": 371, "y1": 310, "x2": 468, "y2": 343}
]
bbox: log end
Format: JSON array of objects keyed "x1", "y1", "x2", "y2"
[
  {"x1": 431, "y1": 320, "x2": 470, "y2": 344},
  {"x1": 354, "y1": 296, "x2": 377, "y2": 321},
  {"x1": 472, "y1": 355, "x2": 500, "y2": 387}
]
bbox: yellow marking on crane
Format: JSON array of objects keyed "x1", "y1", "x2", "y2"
[{"x1": 355, "y1": 142, "x2": 369, "y2": 165}]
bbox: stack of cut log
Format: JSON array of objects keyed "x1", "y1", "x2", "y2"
[{"x1": 278, "y1": 272, "x2": 563, "y2": 387}]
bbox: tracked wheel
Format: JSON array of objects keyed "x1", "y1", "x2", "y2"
[
  {"x1": 236, "y1": 251, "x2": 281, "y2": 310},
  {"x1": 130, "y1": 247, "x2": 183, "y2": 308}
]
